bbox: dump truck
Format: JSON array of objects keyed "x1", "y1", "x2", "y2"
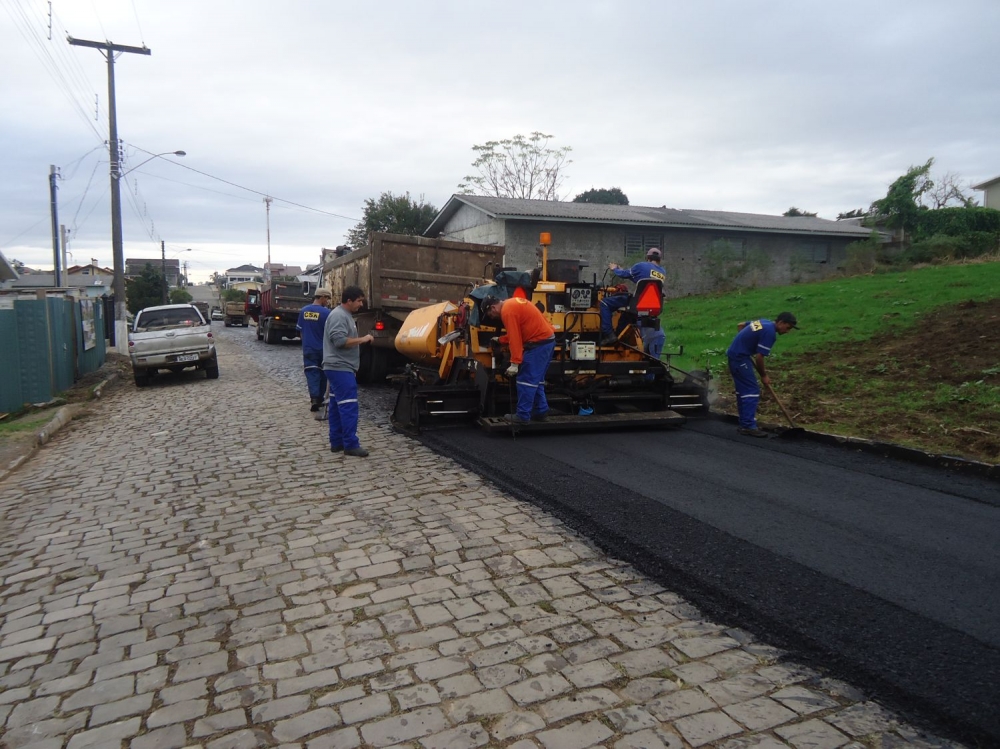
[
  {"x1": 323, "y1": 233, "x2": 505, "y2": 383},
  {"x1": 246, "y1": 281, "x2": 311, "y2": 343},
  {"x1": 392, "y1": 233, "x2": 710, "y2": 434},
  {"x1": 223, "y1": 300, "x2": 248, "y2": 327},
  {"x1": 192, "y1": 301, "x2": 211, "y2": 324}
]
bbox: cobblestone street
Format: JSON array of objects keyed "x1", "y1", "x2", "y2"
[{"x1": 0, "y1": 330, "x2": 962, "y2": 748}]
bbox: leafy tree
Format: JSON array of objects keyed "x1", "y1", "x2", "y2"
[
  {"x1": 573, "y1": 187, "x2": 629, "y2": 205},
  {"x1": 837, "y1": 208, "x2": 866, "y2": 220},
  {"x1": 458, "y1": 131, "x2": 572, "y2": 200},
  {"x1": 346, "y1": 191, "x2": 438, "y2": 248},
  {"x1": 169, "y1": 288, "x2": 193, "y2": 304},
  {"x1": 125, "y1": 264, "x2": 167, "y2": 314},
  {"x1": 783, "y1": 207, "x2": 818, "y2": 217},
  {"x1": 869, "y1": 158, "x2": 935, "y2": 234},
  {"x1": 222, "y1": 289, "x2": 247, "y2": 303}
]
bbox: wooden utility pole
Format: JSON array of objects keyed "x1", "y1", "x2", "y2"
[{"x1": 68, "y1": 36, "x2": 150, "y2": 351}]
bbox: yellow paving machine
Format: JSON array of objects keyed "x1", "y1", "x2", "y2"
[{"x1": 392, "y1": 233, "x2": 710, "y2": 433}]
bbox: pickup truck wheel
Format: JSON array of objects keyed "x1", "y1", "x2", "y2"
[
  {"x1": 205, "y1": 353, "x2": 220, "y2": 379},
  {"x1": 133, "y1": 369, "x2": 150, "y2": 388}
]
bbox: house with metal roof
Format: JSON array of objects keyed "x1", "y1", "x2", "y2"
[
  {"x1": 972, "y1": 175, "x2": 1000, "y2": 210},
  {"x1": 424, "y1": 195, "x2": 879, "y2": 296}
]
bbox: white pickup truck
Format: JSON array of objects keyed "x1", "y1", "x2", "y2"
[{"x1": 128, "y1": 304, "x2": 219, "y2": 387}]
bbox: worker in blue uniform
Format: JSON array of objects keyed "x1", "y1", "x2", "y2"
[
  {"x1": 601, "y1": 247, "x2": 667, "y2": 345},
  {"x1": 296, "y1": 288, "x2": 333, "y2": 411},
  {"x1": 726, "y1": 312, "x2": 798, "y2": 436}
]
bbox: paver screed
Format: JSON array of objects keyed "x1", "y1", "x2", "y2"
[{"x1": 0, "y1": 333, "x2": 963, "y2": 748}]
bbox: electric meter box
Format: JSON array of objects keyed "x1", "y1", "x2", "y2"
[{"x1": 570, "y1": 341, "x2": 597, "y2": 361}]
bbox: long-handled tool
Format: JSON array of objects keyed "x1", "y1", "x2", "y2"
[{"x1": 762, "y1": 380, "x2": 805, "y2": 436}]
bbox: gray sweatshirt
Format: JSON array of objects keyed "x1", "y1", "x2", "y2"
[{"x1": 322, "y1": 305, "x2": 360, "y2": 372}]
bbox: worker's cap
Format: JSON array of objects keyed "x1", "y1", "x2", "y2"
[
  {"x1": 314, "y1": 288, "x2": 333, "y2": 298},
  {"x1": 776, "y1": 311, "x2": 799, "y2": 329},
  {"x1": 646, "y1": 248, "x2": 662, "y2": 258}
]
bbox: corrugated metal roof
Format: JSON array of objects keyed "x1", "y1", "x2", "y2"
[{"x1": 426, "y1": 195, "x2": 877, "y2": 239}]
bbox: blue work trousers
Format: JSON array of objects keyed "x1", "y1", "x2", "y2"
[
  {"x1": 600, "y1": 293, "x2": 630, "y2": 335},
  {"x1": 303, "y1": 349, "x2": 325, "y2": 400},
  {"x1": 325, "y1": 369, "x2": 360, "y2": 450},
  {"x1": 514, "y1": 340, "x2": 555, "y2": 421},
  {"x1": 728, "y1": 356, "x2": 760, "y2": 429}
]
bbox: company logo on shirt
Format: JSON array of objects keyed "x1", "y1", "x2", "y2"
[
  {"x1": 750, "y1": 320, "x2": 763, "y2": 331},
  {"x1": 303, "y1": 311, "x2": 321, "y2": 321}
]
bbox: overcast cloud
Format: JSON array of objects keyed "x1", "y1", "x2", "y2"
[{"x1": 2, "y1": 0, "x2": 997, "y2": 282}]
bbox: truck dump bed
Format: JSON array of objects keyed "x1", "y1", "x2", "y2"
[{"x1": 323, "y1": 233, "x2": 504, "y2": 382}]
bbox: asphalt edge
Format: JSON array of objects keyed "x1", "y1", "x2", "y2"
[
  {"x1": 710, "y1": 411, "x2": 999, "y2": 481},
  {"x1": 0, "y1": 371, "x2": 118, "y2": 484}
]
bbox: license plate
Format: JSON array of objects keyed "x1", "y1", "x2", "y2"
[{"x1": 176, "y1": 354, "x2": 199, "y2": 362}]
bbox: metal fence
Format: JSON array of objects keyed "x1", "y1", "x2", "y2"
[{"x1": 0, "y1": 295, "x2": 107, "y2": 413}]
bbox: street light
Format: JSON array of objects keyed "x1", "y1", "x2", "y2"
[
  {"x1": 109, "y1": 148, "x2": 185, "y2": 352},
  {"x1": 119, "y1": 151, "x2": 185, "y2": 180}
]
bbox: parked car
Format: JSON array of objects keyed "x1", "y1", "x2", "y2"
[
  {"x1": 128, "y1": 304, "x2": 218, "y2": 387},
  {"x1": 211, "y1": 309, "x2": 224, "y2": 321}
]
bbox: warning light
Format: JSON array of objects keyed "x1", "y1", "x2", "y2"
[
  {"x1": 513, "y1": 287, "x2": 528, "y2": 299},
  {"x1": 539, "y1": 232, "x2": 551, "y2": 246},
  {"x1": 635, "y1": 284, "x2": 662, "y2": 315},
  {"x1": 374, "y1": 320, "x2": 385, "y2": 331}
]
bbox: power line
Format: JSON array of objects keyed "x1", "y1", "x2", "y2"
[{"x1": 126, "y1": 143, "x2": 361, "y2": 222}]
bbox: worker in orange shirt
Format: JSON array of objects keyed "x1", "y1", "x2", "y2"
[{"x1": 483, "y1": 295, "x2": 556, "y2": 424}]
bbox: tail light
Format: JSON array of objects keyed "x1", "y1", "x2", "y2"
[{"x1": 206, "y1": 332, "x2": 213, "y2": 338}]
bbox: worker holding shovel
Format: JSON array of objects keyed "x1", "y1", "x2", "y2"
[{"x1": 726, "y1": 312, "x2": 798, "y2": 437}]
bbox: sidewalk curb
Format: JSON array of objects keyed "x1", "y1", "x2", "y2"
[{"x1": 0, "y1": 397, "x2": 96, "y2": 484}]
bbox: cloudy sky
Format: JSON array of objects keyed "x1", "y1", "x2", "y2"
[{"x1": 2, "y1": 0, "x2": 997, "y2": 283}]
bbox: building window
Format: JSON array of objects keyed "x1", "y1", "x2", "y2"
[
  {"x1": 713, "y1": 237, "x2": 747, "y2": 260},
  {"x1": 624, "y1": 232, "x2": 664, "y2": 260},
  {"x1": 799, "y1": 242, "x2": 831, "y2": 263}
]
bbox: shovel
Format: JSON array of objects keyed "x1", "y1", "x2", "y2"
[{"x1": 762, "y1": 380, "x2": 805, "y2": 437}]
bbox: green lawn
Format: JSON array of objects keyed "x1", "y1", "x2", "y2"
[{"x1": 662, "y1": 261, "x2": 1000, "y2": 372}]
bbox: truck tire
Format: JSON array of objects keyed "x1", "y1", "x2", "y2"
[
  {"x1": 133, "y1": 369, "x2": 150, "y2": 388},
  {"x1": 205, "y1": 354, "x2": 220, "y2": 380},
  {"x1": 265, "y1": 322, "x2": 280, "y2": 344},
  {"x1": 358, "y1": 347, "x2": 389, "y2": 384},
  {"x1": 256, "y1": 321, "x2": 263, "y2": 340}
]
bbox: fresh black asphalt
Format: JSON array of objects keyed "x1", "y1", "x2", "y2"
[{"x1": 418, "y1": 417, "x2": 1000, "y2": 745}]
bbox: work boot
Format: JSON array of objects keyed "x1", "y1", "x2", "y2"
[
  {"x1": 330, "y1": 445, "x2": 343, "y2": 453},
  {"x1": 344, "y1": 447, "x2": 370, "y2": 457},
  {"x1": 600, "y1": 334, "x2": 619, "y2": 346},
  {"x1": 737, "y1": 427, "x2": 767, "y2": 438},
  {"x1": 310, "y1": 397, "x2": 321, "y2": 413},
  {"x1": 532, "y1": 411, "x2": 549, "y2": 422},
  {"x1": 504, "y1": 413, "x2": 530, "y2": 425}
]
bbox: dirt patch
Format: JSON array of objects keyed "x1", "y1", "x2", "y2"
[{"x1": 715, "y1": 299, "x2": 1000, "y2": 464}]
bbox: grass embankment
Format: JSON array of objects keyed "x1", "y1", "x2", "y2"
[
  {"x1": 0, "y1": 411, "x2": 52, "y2": 436},
  {"x1": 662, "y1": 261, "x2": 1000, "y2": 463}
]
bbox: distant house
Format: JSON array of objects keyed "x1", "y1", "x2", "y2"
[
  {"x1": 264, "y1": 262, "x2": 303, "y2": 280},
  {"x1": 226, "y1": 264, "x2": 264, "y2": 288},
  {"x1": 126, "y1": 257, "x2": 180, "y2": 287},
  {"x1": 972, "y1": 175, "x2": 1000, "y2": 210},
  {"x1": 424, "y1": 195, "x2": 879, "y2": 297}
]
